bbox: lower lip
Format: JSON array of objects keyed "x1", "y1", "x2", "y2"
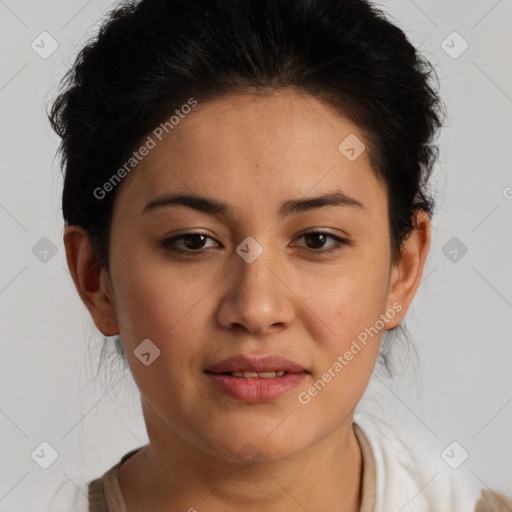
[{"x1": 206, "y1": 372, "x2": 307, "y2": 402}]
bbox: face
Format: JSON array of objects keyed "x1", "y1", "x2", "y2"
[{"x1": 83, "y1": 89, "x2": 417, "y2": 463}]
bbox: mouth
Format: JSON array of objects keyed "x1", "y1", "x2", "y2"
[{"x1": 204, "y1": 355, "x2": 308, "y2": 402}]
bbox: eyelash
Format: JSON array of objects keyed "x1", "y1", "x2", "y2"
[{"x1": 160, "y1": 231, "x2": 349, "y2": 255}]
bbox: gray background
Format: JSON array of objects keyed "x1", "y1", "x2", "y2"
[{"x1": 1, "y1": 0, "x2": 511, "y2": 510}]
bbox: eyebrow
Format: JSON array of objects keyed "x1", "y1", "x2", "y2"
[{"x1": 142, "y1": 190, "x2": 364, "y2": 218}]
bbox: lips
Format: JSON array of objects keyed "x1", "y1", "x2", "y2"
[
  {"x1": 205, "y1": 355, "x2": 307, "y2": 402},
  {"x1": 205, "y1": 355, "x2": 308, "y2": 402},
  {"x1": 205, "y1": 354, "x2": 307, "y2": 375}
]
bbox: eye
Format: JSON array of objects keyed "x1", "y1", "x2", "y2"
[
  {"x1": 293, "y1": 231, "x2": 348, "y2": 253},
  {"x1": 160, "y1": 230, "x2": 348, "y2": 254},
  {"x1": 161, "y1": 232, "x2": 220, "y2": 252}
]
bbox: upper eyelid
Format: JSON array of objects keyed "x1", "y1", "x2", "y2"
[{"x1": 163, "y1": 231, "x2": 348, "y2": 250}]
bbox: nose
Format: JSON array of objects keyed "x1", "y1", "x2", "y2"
[{"x1": 216, "y1": 241, "x2": 295, "y2": 336}]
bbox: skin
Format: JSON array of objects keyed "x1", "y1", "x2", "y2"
[{"x1": 64, "y1": 88, "x2": 430, "y2": 512}]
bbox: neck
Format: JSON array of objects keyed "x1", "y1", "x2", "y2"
[{"x1": 119, "y1": 411, "x2": 363, "y2": 512}]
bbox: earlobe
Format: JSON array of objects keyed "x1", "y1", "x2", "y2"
[
  {"x1": 63, "y1": 225, "x2": 119, "y2": 336},
  {"x1": 384, "y1": 210, "x2": 431, "y2": 329}
]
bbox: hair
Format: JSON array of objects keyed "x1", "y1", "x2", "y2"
[{"x1": 48, "y1": 0, "x2": 445, "y2": 376}]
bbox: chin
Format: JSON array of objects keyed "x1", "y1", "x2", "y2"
[{"x1": 195, "y1": 421, "x2": 317, "y2": 466}]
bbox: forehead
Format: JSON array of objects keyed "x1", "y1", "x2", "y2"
[
  {"x1": 115, "y1": 89, "x2": 387, "y2": 218},
  {"x1": 143, "y1": 89, "x2": 365, "y2": 165}
]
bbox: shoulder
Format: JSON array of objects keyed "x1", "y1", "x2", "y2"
[
  {"x1": 356, "y1": 417, "x2": 484, "y2": 512},
  {"x1": 46, "y1": 445, "x2": 145, "y2": 512}
]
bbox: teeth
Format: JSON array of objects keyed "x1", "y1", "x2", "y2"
[{"x1": 228, "y1": 370, "x2": 287, "y2": 378}]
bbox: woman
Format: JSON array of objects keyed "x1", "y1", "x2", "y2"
[{"x1": 47, "y1": 0, "x2": 511, "y2": 510}]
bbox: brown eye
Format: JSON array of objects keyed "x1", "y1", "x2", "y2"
[
  {"x1": 161, "y1": 233, "x2": 219, "y2": 252},
  {"x1": 182, "y1": 234, "x2": 206, "y2": 250},
  {"x1": 303, "y1": 232, "x2": 329, "y2": 249},
  {"x1": 295, "y1": 231, "x2": 348, "y2": 253}
]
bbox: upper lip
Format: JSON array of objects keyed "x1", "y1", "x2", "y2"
[{"x1": 205, "y1": 355, "x2": 306, "y2": 374}]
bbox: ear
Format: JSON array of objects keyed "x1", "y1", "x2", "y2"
[
  {"x1": 63, "y1": 225, "x2": 119, "y2": 336},
  {"x1": 384, "y1": 210, "x2": 431, "y2": 329}
]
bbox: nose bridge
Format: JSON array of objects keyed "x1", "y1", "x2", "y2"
[
  {"x1": 236, "y1": 243, "x2": 276, "y2": 300},
  {"x1": 217, "y1": 236, "x2": 294, "y2": 334}
]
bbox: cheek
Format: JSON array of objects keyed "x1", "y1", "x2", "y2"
[
  {"x1": 312, "y1": 257, "x2": 391, "y2": 336},
  {"x1": 301, "y1": 248, "x2": 390, "y2": 388},
  {"x1": 298, "y1": 273, "x2": 387, "y2": 420},
  {"x1": 108, "y1": 251, "x2": 216, "y2": 390},
  {"x1": 110, "y1": 248, "x2": 205, "y2": 343},
  {"x1": 110, "y1": 265, "x2": 207, "y2": 407},
  {"x1": 314, "y1": 287, "x2": 384, "y2": 385}
]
